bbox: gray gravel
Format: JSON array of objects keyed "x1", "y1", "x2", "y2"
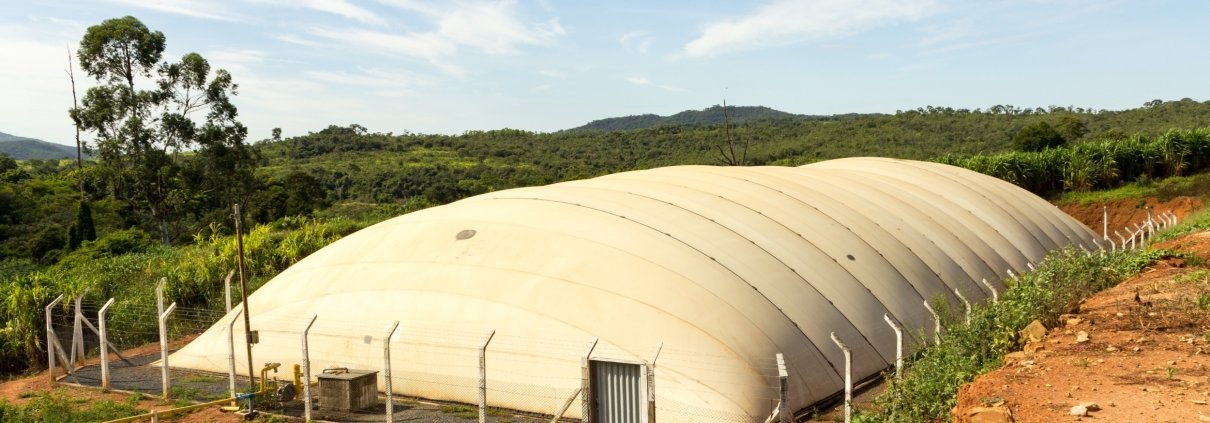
[{"x1": 60, "y1": 352, "x2": 550, "y2": 422}]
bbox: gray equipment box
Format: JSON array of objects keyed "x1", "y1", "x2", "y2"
[{"x1": 318, "y1": 369, "x2": 379, "y2": 412}]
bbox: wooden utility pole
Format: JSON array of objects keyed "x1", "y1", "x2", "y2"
[{"x1": 234, "y1": 204, "x2": 256, "y2": 393}]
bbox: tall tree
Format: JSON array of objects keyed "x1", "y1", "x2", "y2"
[{"x1": 71, "y1": 16, "x2": 250, "y2": 244}]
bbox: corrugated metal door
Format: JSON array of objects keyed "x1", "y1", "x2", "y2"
[{"x1": 591, "y1": 360, "x2": 643, "y2": 423}]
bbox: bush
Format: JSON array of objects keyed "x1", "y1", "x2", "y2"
[
  {"x1": 56, "y1": 228, "x2": 156, "y2": 268},
  {"x1": 1012, "y1": 121, "x2": 1066, "y2": 152}
]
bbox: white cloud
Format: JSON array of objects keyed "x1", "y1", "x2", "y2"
[
  {"x1": 311, "y1": 1, "x2": 564, "y2": 76},
  {"x1": 205, "y1": 49, "x2": 271, "y2": 73},
  {"x1": 620, "y1": 30, "x2": 653, "y2": 54},
  {"x1": 303, "y1": 0, "x2": 385, "y2": 26},
  {"x1": 305, "y1": 67, "x2": 432, "y2": 97},
  {"x1": 256, "y1": 0, "x2": 386, "y2": 26},
  {"x1": 626, "y1": 75, "x2": 681, "y2": 92},
  {"x1": 273, "y1": 34, "x2": 322, "y2": 47},
  {"x1": 107, "y1": 0, "x2": 243, "y2": 22},
  {"x1": 375, "y1": 0, "x2": 564, "y2": 53},
  {"x1": 309, "y1": 26, "x2": 464, "y2": 76},
  {"x1": 684, "y1": 0, "x2": 936, "y2": 57}
]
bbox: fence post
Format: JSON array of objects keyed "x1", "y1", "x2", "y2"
[
  {"x1": 776, "y1": 353, "x2": 789, "y2": 423},
  {"x1": 98, "y1": 298, "x2": 115, "y2": 390},
  {"x1": 1107, "y1": 236, "x2": 1116, "y2": 252},
  {"x1": 580, "y1": 337, "x2": 599, "y2": 423},
  {"x1": 924, "y1": 300, "x2": 941, "y2": 344},
  {"x1": 1115, "y1": 229, "x2": 1126, "y2": 249},
  {"x1": 1103, "y1": 205, "x2": 1108, "y2": 240},
  {"x1": 71, "y1": 288, "x2": 88, "y2": 369},
  {"x1": 979, "y1": 278, "x2": 998, "y2": 304},
  {"x1": 478, "y1": 330, "x2": 495, "y2": 423},
  {"x1": 383, "y1": 321, "x2": 400, "y2": 423},
  {"x1": 301, "y1": 314, "x2": 317, "y2": 421},
  {"x1": 45, "y1": 294, "x2": 65, "y2": 385},
  {"x1": 882, "y1": 314, "x2": 903, "y2": 380},
  {"x1": 829, "y1": 333, "x2": 852, "y2": 423},
  {"x1": 1147, "y1": 207, "x2": 1154, "y2": 237},
  {"x1": 647, "y1": 342, "x2": 663, "y2": 423},
  {"x1": 159, "y1": 301, "x2": 177, "y2": 399},
  {"x1": 953, "y1": 289, "x2": 971, "y2": 325},
  {"x1": 224, "y1": 270, "x2": 234, "y2": 313},
  {"x1": 227, "y1": 307, "x2": 244, "y2": 402}
]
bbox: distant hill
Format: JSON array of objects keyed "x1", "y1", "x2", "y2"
[
  {"x1": 0, "y1": 132, "x2": 79, "y2": 160},
  {"x1": 565, "y1": 105, "x2": 805, "y2": 132}
]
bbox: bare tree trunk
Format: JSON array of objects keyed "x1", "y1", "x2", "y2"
[{"x1": 67, "y1": 46, "x2": 84, "y2": 199}]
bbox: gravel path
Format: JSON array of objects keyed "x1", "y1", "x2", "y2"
[{"x1": 59, "y1": 352, "x2": 548, "y2": 422}]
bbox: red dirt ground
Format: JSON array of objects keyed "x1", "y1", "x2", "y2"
[
  {"x1": 954, "y1": 231, "x2": 1210, "y2": 423},
  {"x1": 0, "y1": 335, "x2": 254, "y2": 422},
  {"x1": 1059, "y1": 196, "x2": 1202, "y2": 238}
]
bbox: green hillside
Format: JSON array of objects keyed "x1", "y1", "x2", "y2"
[
  {"x1": 0, "y1": 132, "x2": 79, "y2": 160},
  {"x1": 564, "y1": 105, "x2": 802, "y2": 132}
]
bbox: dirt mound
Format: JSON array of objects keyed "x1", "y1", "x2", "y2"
[
  {"x1": 954, "y1": 232, "x2": 1210, "y2": 423},
  {"x1": 1060, "y1": 196, "x2": 1201, "y2": 237}
]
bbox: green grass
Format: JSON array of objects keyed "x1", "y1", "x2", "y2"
[
  {"x1": 1057, "y1": 182, "x2": 1157, "y2": 205},
  {"x1": 0, "y1": 389, "x2": 145, "y2": 423},
  {"x1": 439, "y1": 404, "x2": 512, "y2": 421},
  {"x1": 180, "y1": 374, "x2": 223, "y2": 384},
  {"x1": 1056, "y1": 171, "x2": 1210, "y2": 205}
]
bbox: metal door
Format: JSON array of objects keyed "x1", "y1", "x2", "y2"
[{"x1": 590, "y1": 360, "x2": 644, "y2": 423}]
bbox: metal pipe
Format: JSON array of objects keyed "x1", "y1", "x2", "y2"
[
  {"x1": 580, "y1": 337, "x2": 599, "y2": 423},
  {"x1": 159, "y1": 302, "x2": 177, "y2": 399},
  {"x1": 924, "y1": 300, "x2": 941, "y2": 344},
  {"x1": 830, "y1": 333, "x2": 852, "y2": 423},
  {"x1": 979, "y1": 278, "x2": 998, "y2": 303},
  {"x1": 1147, "y1": 207, "x2": 1154, "y2": 237},
  {"x1": 302, "y1": 314, "x2": 317, "y2": 421},
  {"x1": 478, "y1": 330, "x2": 495, "y2": 423},
  {"x1": 647, "y1": 342, "x2": 663, "y2": 423},
  {"x1": 99, "y1": 298, "x2": 115, "y2": 390},
  {"x1": 71, "y1": 288, "x2": 88, "y2": 369},
  {"x1": 954, "y1": 288, "x2": 971, "y2": 325},
  {"x1": 383, "y1": 321, "x2": 400, "y2": 423},
  {"x1": 227, "y1": 307, "x2": 244, "y2": 402},
  {"x1": 45, "y1": 294, "x2": 65, "y2": 385},
  {"x1": 224, "y1": 270, "x2": 234, "y2": 313},
  {"x1": 882, "y1": 314, "x2": 903, "y2": 380}
]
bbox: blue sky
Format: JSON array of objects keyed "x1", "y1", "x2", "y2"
[{"x1": 2, "y1": 0, "x2": 1208, "y2": 146}]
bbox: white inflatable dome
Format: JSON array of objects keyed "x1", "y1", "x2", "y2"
[{"x1": 172, "y1": 157, "x2": 1097, "y2": 421}]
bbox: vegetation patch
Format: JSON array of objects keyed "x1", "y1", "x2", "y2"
[
  {"x1": 0, "y1": 389, "x2": 144, "y2": 422},
  {"x1": 855, "y1": 213, "x2": 1210, "y2": 422}
]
